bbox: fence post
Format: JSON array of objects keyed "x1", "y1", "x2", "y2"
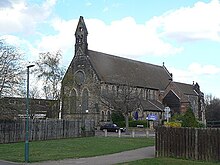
[
  {"x1": 195, "y1": 128, "x2": 198, "y2": 160},
  {"x1": 132, "y1": 129, "x2": 135, "y2": 138}
]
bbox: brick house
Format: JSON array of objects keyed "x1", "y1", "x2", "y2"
[
  {"x1": 162, "y1": 81, "x2": 205, "y2": 122},
  {"x1": 61, "y1": 16, "x2": 205, "y2": 126}
]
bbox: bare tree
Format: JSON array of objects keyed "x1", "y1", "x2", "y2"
[
  {"x1": 34, "y1": 51, "x2": 65, "y2": 100},
  {"x1": 101, "y1": 85, "x2": 141, "y2": 133},
  {"x1": 205, "y1": 94, "x2": 220, "y2": 121},
  {"x1": 0, "y1": 40, "x2": 24, "y2": 97}
]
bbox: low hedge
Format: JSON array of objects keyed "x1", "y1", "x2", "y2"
[{"x1": 115, "y1": 120, "x2": 149, "y2": 128}]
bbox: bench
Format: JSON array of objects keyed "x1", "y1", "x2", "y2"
[{"x1": 136, "y1": 125, "x2": 144, "y2": 128}]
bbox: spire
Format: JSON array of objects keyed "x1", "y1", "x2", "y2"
[{"x1": 75, "y1": 16, "x2": 88, "y2": 54}]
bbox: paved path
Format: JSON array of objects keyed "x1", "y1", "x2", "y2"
[
  {"x1": 0, "y1": 160, "x2": 21, "y2": 165},
  {"x1": 31, "y1": 146, "x2": 155, "y2": 165}
]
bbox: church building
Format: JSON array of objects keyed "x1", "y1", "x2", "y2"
[{"x1": 61, "y1": 16, "x2": 205, "y2": 126}]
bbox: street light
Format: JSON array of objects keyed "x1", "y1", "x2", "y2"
[{"x1": 25, "y1": 64, "x2": 34, "y2": 163}]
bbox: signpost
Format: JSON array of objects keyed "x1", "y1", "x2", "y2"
[{"x1": 164, "y1": 107, "x2": 171, "y2": 122}]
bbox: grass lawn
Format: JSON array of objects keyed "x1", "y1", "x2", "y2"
[
  {"x1": 0, "y1": 137, "x2": 154, "y2": 163},
  {"x1": 119, "y1": 157, "x2": 220, "y2": 165}
]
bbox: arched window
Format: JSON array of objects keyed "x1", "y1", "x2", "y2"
[
  {"x1": 101, "y1": 111, "x2": 104, "y2": 121},
  {"x1": 62, "y1": 87, "x2": 70, "y2": 114},
  {"x1": 107, "y1": 111, "x2": 111, "y2": 121},
  {"x1": 82, "y1": 88, "x2": 89, "y2": 113},
  {"x1": 70, "y1": 89, "x2": 77, "y2": 114}
]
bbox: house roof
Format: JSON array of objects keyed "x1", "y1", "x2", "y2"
[
  {"x1": 173, "y1": 82, "x2": 198, "y2": 96},
  {"x1": 88, "y1": 50, "x2": 172, "y2": 90},
  {"x1": 141, "y1": 99, "x2": 164, "y2": 112}
]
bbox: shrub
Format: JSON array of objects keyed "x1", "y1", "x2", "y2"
[
  {"x1": 114, "y1": 121, "x2": 125, "y2": 127},
  {"x1": 114, "y1": 120, "x2": 150, "y2": 128},
  {"x1": 111, "y1": 111, "x2": 124, "y2": 123},
  {"x1": 164, "y1": 121, "x2": 181, "y2": 128},
  {"x1": 181, "y1": 108, "x2": 199, "y2": 127},
  {"x1": 129, "y1": 120, "x2": 149, "y2": 128}
]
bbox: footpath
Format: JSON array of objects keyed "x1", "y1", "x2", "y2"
[{"x1": 0, "y1": 146, "x2": 155, "y2": 165}]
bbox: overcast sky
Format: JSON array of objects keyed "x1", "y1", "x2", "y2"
[{"x1": 1, "y1": 0, "x2": 220, "y2": 98}]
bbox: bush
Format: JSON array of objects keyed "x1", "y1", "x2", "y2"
[
  {"x1": 170, "y1": 108, "x2": 200, "y2": 128},
  {"x1": 114, "y1": 120, "x2": 150, "y2": 128},
  {"x1": 111, "y1": 111, "x2": 124, "y2": 123},
  {"x1": 164, "y1": 121, "x2": 181, "y2": 128},
  {"x1": 181, "y1": 108, "x2": 199, "y2": 127},
  {"x1": 129, "y1": 120, "x2": 149, "y2": 128},
  {"x1": 114, "y1": 121, "x2": 125, "y2": 127}
]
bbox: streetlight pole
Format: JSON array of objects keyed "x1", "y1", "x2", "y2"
[{"x1": 25, "y1": 64, "x2": 34, "y2": 163}]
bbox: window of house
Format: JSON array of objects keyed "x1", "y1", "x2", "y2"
[
  {"x1": 112, "y1": 85, "x2": 115, "y2": 94},
  {"x1": 142, "y1": 89, "x2": 145, "y2": 99},
  {"x1": 95, "y1": 103, "x2": 99, "y2": 113},
  {"x1": 145, "y1": 89, "x2": 149, "y2": 99},
  {"x1": 116, "y1": 86, "x2": 119, "y2": 96},
  {"x1": 107, "y1": 111, "x2": 111, "y2": 121},
  {"x1": 149, "y1": 90, "x2": 154, "y2": 100},
  {"x1": 135, "y1": 88, "x2": 138, "y2": 95},
  {"x1": 70, "y1": 89, "x2": 77, "y2": 114},
  {"x1": 101, "y1": 111, "x2": 104, "y2": 121},
  {"x1": 63, "y1": 97, "x2": 70, "y2": 114},
  {"x1": 106, "y1": 84, "x2": 109, "y2": 93},
  {"x1": 82, "y1": 88, "x2": 89, "y2": 113}
]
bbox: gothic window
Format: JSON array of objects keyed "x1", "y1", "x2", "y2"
[
  {"x1": 112, "y1": 85, "x2": 115, "y2": 94},
  {"x1": 106, "y1": 84, "x2": 109, "y2": 93},
  {"x1": 135, "y1": 88, "x2": 138, "y2": 95},
  {"x1": 75, "y1": 70, "x2": 85, "y2": 85},
  {"x1": 116, "y1": 86, "x2": 119, "y2": 96},
  {"x1": 95, "y1": 103, "x2": 99, "y2": 113},
  {"x1": 82, "y1": 88, "x2": 89, "y2": 113},
  {"x1": 62, "y1": 87, "x2": 70, "y2": 114},
  {"x1": 107, "y1": 111, "x2": 111, "y2": 121},
  {"x1": 149, "y1": 90, "x2": 154, "y2": 100},
  {"x1": 145, "y1": 89, "x2": 149, "y2": 99},
  {"x1": 140, "y1": 89, "x2": 143, "y2": 98},
  {"x1": 101, "y1": 111, "x2": 104, "y2": 121},
  {"x1": 63, "y1": 97, "x2": 69, "y2": 114},
  {"x1": 70, "y1": 89, "x2": 77, "y2": 114}
]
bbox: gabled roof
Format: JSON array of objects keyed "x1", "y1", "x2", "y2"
[
  {"x1": 173, "y1": 82, "x2": 198, "y2": 96},
  {"x1": 141, "y1": 99, "x2": 164, "y2": 112},
  {"x1": 88, "y1": 50, "x2": 172, "y2": 90}
]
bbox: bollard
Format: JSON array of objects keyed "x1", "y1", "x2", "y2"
[
  {"x1": 132, "y1": 129, "x2": 135, "y2": 138},
  {"x1": 146, "y1": 129, "x2": 149, "y2": 138},
  {"x1": 118, "y1": 129, "x2": 121, "y2": 138},
  {"x1": 104, "y1": 129, "x2": 107, "y2": 137}
]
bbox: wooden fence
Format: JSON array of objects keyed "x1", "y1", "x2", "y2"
[
  {"x1": 156, "y1": 127, "x2": 220, "y2": 162},
  {"x1": 0, "y1": 119, "x2": 95, "y2": 144}
]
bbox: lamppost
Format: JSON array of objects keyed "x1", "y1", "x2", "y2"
[{"x1": 25, "y1": 64, "x2": 34, "y2": 163}]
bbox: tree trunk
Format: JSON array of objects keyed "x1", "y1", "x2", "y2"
[{"x1": 125, "y1": 114, "x2": 129, "y2": 135}]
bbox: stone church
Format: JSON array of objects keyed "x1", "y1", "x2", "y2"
[{"x1": 61, "y1": 16, "x2": 205, "y2": 126}]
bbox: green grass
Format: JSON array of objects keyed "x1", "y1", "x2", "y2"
[
  {"x1": 119, "y1": 157, "x2": 220, "y2": 165},
  {"x1": 0, "y1": 137, "x2": 154, "y2": 163}
]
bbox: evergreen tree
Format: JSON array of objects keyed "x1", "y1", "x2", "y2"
[{"x1": 181, "y1": 108, "x2": 198, "y2": 127}]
